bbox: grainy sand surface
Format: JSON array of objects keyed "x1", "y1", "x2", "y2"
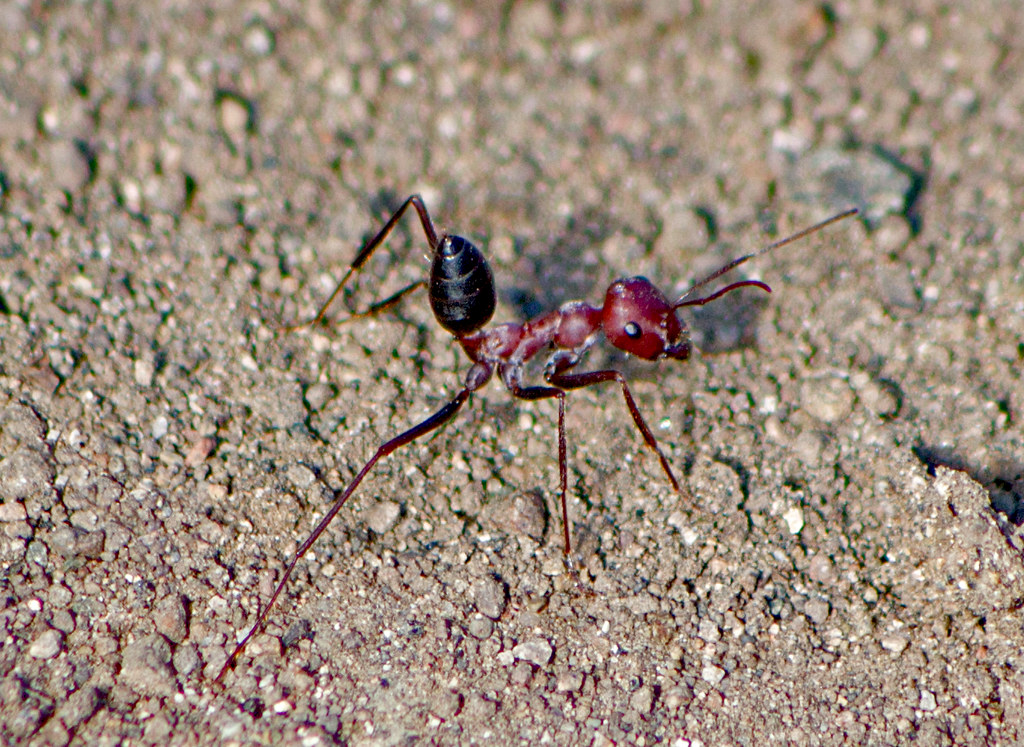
[{"x1": 2, "y1": 2, "x2": 1022, "y2": 745}]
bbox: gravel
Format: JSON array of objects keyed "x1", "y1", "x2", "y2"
[{"x1": 1, "y1": 1, "x2": 1022, "y2": 745}]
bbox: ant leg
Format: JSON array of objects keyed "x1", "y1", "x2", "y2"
[
  {"x1": 289, "y1": 194, "x2": 439, "y2": 329},
  {"x1": 546, "y1": 364, "x2": 681, "y2": 493},
  {"x1": 501, "y1": 371, "x2": 590, "y2": 589},
  {"x1": 330, "y1": 280, "x2": 427, "y2": 327},
  {"x1": 216, "y1": 374, "x2": 483, "y2": 683},
  {"x1": 286, "y1": 281, "x2": 427, "y2": 332}
]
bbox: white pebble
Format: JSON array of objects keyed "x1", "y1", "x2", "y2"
[
  {"x1": 29, "y1": 629, "x2": 63, "y2": 659},
  {"x1": 701, "y1": 664, "x2": 725, "y2": 686},
  {"x1": 512, "y1": 638, "x2": 552, "y2": 666},
  {"x1": 783, "y1": 507, "x2": 804, "y2": 535}
]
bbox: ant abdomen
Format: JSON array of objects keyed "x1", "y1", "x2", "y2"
[{"x1": 429, "y1": 234, "x2": 496, "y2": 335}]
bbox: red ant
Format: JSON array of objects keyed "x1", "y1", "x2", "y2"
[{"x1": 216, "y1": 195, "x2": 857, "y2": 682}]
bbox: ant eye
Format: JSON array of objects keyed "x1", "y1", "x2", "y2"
[{"x1": 623, "y1": 322, "x2": 642, "y2": 339}]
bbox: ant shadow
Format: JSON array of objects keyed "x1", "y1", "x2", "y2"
[
  {"x1": 501, "y1": 203, "x2": 772, "y2": 360},
  {"x1": 501, "y1": 203, "x2": 621, "y2": 319},
  {"x1": 685, "y1": 287, "x2": 771, "y2": 354}
]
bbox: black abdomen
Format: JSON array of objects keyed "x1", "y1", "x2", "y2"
[{"x1": 429, "y1": 235, "x2": 496, "y2": 336}]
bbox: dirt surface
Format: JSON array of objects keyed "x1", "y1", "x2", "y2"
[{"x1": 2, "y1": 2, "x2": 1023, "y2": 745}]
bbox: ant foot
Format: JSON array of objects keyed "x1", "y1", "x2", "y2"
[{"x1": 563, "y1": 554, "x2": 597, "y2": 598}]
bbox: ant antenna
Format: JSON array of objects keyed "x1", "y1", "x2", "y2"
[{"x1": 673, "y1": 208, "x2": 859, "y2": 309}]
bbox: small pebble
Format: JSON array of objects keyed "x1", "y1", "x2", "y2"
[
  {"x1": 364, "y1": 501, "x2": 400, "y2": 534},
  {"x1": 881, "y1": 635, "x2": 909, "y2": 654},
  {"x1": 630, "y1": 685, "x2": 654, "y2": 714},
  {"x1": 0, "y1": 501, "x2": 27, "y2": 522},
  {"x1": 836, "y1": 25, "x2": 878, "y2": 71},
  {"x1": 800, "y1": 377, "x2": 855, "y2": 423},
  {"x1": 804, "y1": 598, "x2": 830, "y2": 624},
  {"x1": 286, "y1": 463, "x2": 317, "y2": 490},
  {"x1": 512, "y1": 638, "x2": 552, "y2": 666},
  {"x1": 468, "y1": 615, "x2": 493, "y2": 640},
  {"x1": 29, "y1": 629, "x2": 63, "y2": 659},
  {"x1": 556, "y1": 671, "x2": 583, "y2": 692},
  {"x1": 185, "y1": 437, "x2": 216, "y2": 467},
  {"x1": 55, "y1": 686, "x2": 101, "y2": 729},
  {"x1": 783, "y1": 507, "x2": 804, "y2": 534},
  {"x1": 701, "y1": 664, "x2": 726, "y2": 686},
  {"x1": 244, "y1": 21, "x2": 275, "y2": 56},
  {"x1": 154, "y1": 594, "x2": 189, "y2": 643},
  {"x1": 173, "y1": 644, "x2": 201, "y2": 676},
  {"x1": 121, "y1": 634, "x2": 175, "y2": 697},
  {"x1": 808, "y1": 554, "x2": 836, "y2": 585},
  {"x1": 218, "y1": 93, "x2": 251, "y2": 142},
  {"x1": 152, "y1": 416, "x2": 169, "y2": 440},
  {"x1": 470, "y1": 575, "x2": 507, "y2": 620}
]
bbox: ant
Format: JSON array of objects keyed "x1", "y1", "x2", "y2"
[{"x1": 216, "y1": 195, "x2": 857, "y2": 682}]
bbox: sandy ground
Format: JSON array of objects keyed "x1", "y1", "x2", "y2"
[{"x1": 2, "y1": 1, "x2": 1023, "y2": 745}]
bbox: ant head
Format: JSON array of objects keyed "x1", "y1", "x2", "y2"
[{"x1": 602, "y1": 277, "x2": 690, "y2": 361}]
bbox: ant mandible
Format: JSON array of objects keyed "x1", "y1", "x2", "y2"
[{"x1": 216, "y1": 195, "x2": 858, "y2": 682}]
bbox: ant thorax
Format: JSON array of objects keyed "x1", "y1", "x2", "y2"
[{"x1": 459, "y1": 299, "x2": 603, "y2": 369}]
